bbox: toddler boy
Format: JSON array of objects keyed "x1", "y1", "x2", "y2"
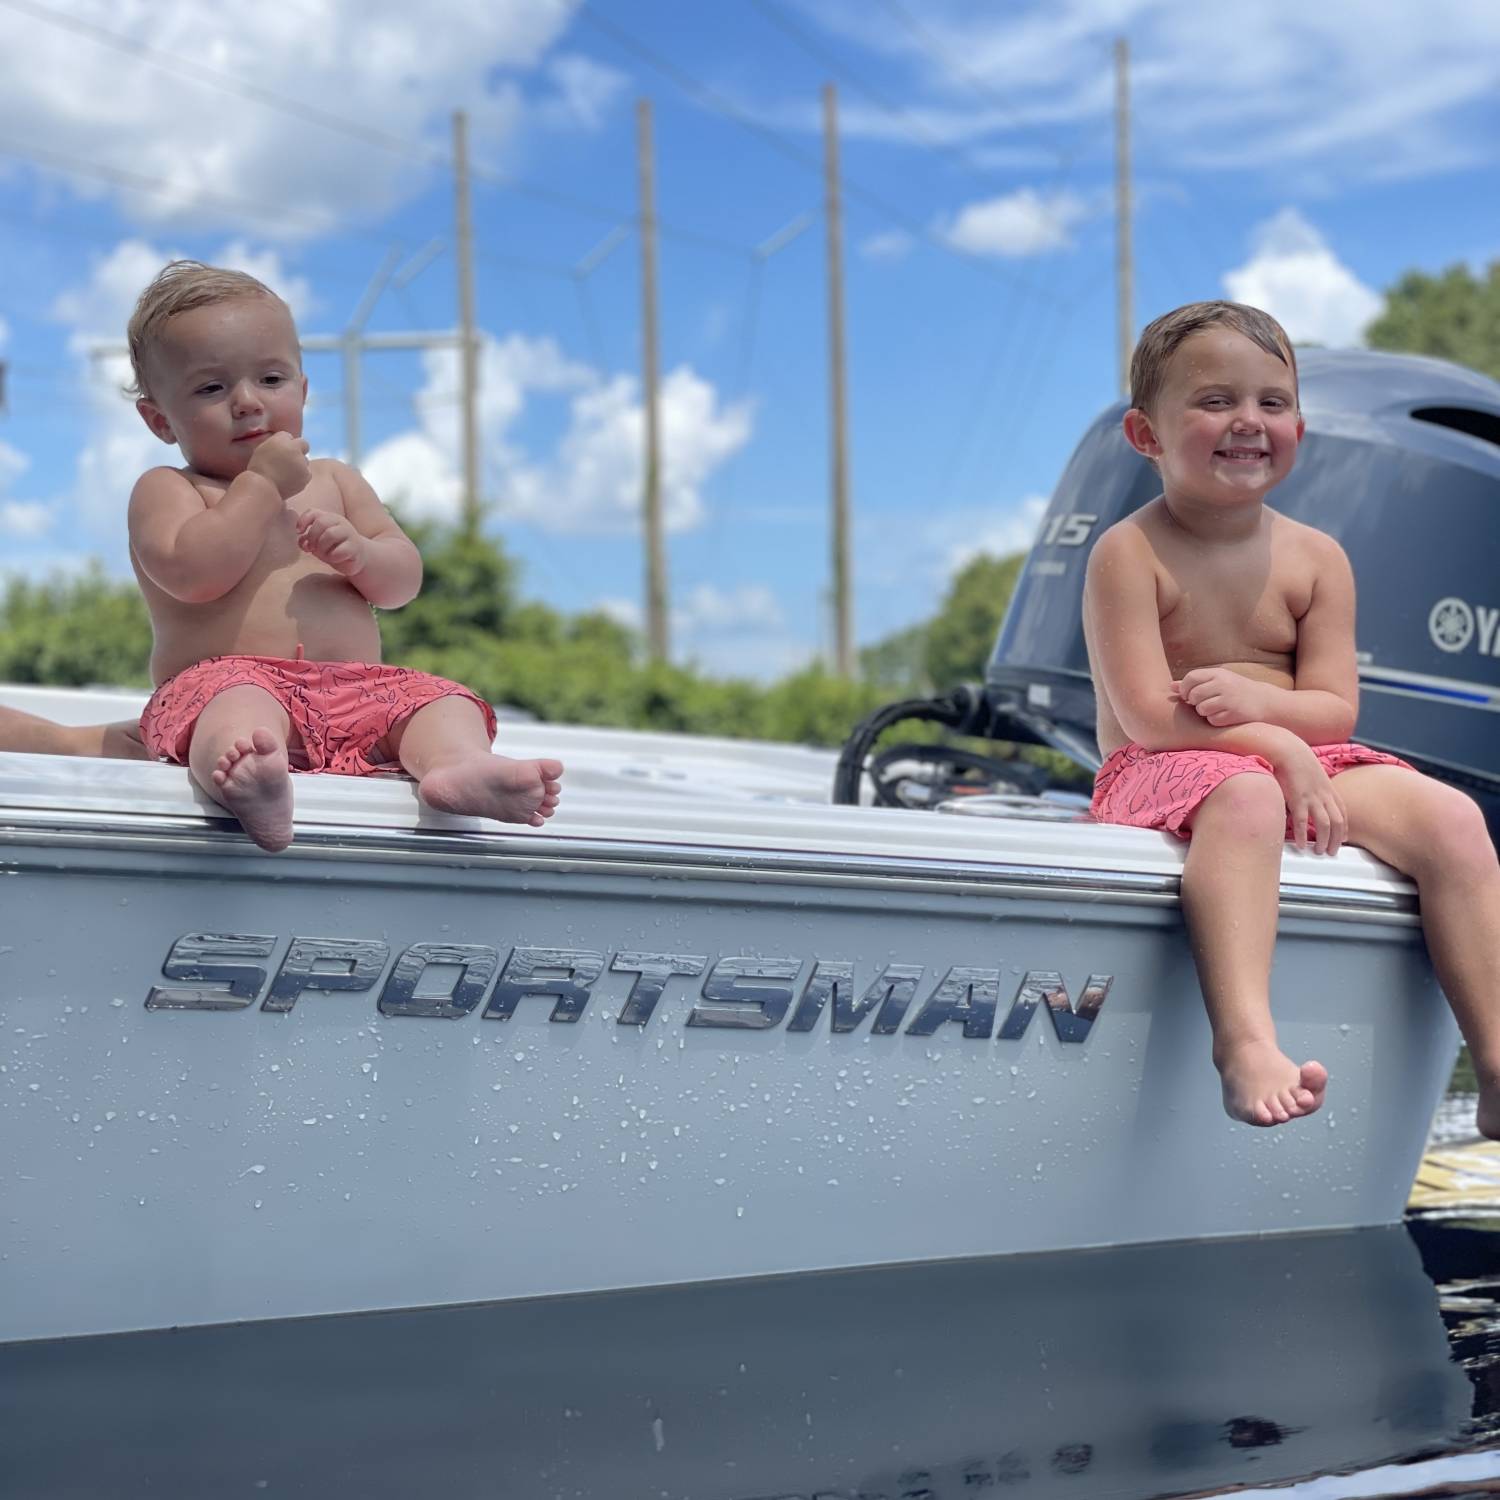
[
  {"x1": 1084, "y1": 300, "x2": 1500, "y2": 1133},
  {"x1": 126, "y1": 260, "x2": 561, "y2": 852}
]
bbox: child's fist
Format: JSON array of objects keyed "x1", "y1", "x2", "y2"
[
  {"x1": 247, "y1": 433, "x2": 311, "y2": 500},
  {"x1": 297, "y1": 509, "x2": 369, "y2": 577}
]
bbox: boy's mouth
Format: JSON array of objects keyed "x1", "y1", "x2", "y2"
[
  {"x1": 234, "y1": 429, "x2": 271, "y2": 443},
  {"x1": 1214, "y1": 447, "x2": 1269, "y2": 461}
]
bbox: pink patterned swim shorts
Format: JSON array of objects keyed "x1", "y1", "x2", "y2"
[
  {"x1": 1091, "y1": 740, "x2": 1414, "y2": 841},
  {"x1": 141, "y1": 655, "x2": 498, "y2": 777}
]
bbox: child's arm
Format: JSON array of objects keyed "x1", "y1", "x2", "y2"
[
  {"x1": 128, "y1": 436, "x2": 309, "y2": 603},
  {"x1": 1175, "y1": 532, "x2": 1358, "y2": 744},
  {"x1": 296, "y1": 463, "x2": 422, "y2": 610}
]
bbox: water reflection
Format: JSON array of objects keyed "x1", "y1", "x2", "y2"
[{"x1": 1, "y1": 1226, "x2": 1488, "y2": 1499}]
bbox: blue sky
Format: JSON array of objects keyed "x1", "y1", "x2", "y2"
[{"x1": 1, "y1": 0, "x2": 1497, "y2": 679}]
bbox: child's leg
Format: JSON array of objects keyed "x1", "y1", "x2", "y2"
[
  {"x1": 1181, "y1": 772, "x2": 1328, "y2": 1126},
  {"x1": 387, "y1": 696, "x2": 562, "y2": 828},
  {"x1": 1333, "y1": 766, "x2": 1500, "y2": 1139},
  {"x1": 185, "y1": 685, "x2": 294, "y2": 853}
]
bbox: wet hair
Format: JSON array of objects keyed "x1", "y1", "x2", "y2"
[
  {"x1": 126, "y1": 260, "x2": 292, "y2": 400},
  {"x1": 1129, "y1": 300, "x2": 1297, "y2": 415}
]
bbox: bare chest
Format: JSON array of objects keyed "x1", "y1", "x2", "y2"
[{"x1": 1156, "y1": 562, "x2": 1309, "y2": 672}]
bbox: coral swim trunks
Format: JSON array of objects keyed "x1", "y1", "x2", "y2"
[
  {"x1": 141, "y1": 655, "x2": 498, "y2": 777},
  {"x1": 1091, "y1": 741, "x2": 1414, "y2": 841}
]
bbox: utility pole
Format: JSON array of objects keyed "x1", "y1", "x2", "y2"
[
  {"x1": 342, "y1": 246, "x2": 403, "y2": 470},
  {"x1": 823, "y1": 82, "x2": 854, "y2": 679},
  {"x1": 638, "y1": 97, "x2": 669, "y2": 664},
  {"x1": 454, "y1": 109, "x2": 482, "y2": 541},
  {"x1": 1115, "y1": 38, "x2": 1133, "y2": 397}
]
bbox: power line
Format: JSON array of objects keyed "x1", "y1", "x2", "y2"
[
  {"x1": 0, "y1": 0, "x2": 440, "y2": 165},
  {"x1": 747, "y1": 0, "x2": 1048, "y2": 198},
  {"x1": 1, "y1": 0, "x2": 753, "y2": 261},
  {"x1": 873, "y1": 0, "x2": 1076, "y2": 168},
  {"x1": 575, "y1": 0, "x2": 1053, "y2": 300}
]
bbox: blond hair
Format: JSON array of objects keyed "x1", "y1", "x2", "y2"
[
  {"x1": 126, "y1": 260, "x2": 292, "y2": 399},
  {"x1": 1129, "y1": 300, "x2": 1297, "y2": 415}
]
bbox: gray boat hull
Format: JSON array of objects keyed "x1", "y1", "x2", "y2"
[{"x1": 0, "y1": 720, "x2": 1457, "y2": 1343}]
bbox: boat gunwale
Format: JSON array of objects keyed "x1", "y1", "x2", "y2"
[{"x1": 0, "y1": 810, "x2": 1421, "y2": 923}]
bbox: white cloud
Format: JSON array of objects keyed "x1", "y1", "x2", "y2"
[
  {"x1": 860, "y1": 230, "x2": 915, "y2": 263},
  {"x1": 53, "y1": 238, "x2": 315, "y2": 345},
  {"x1": 938, "y1": 188, "x2": 1089, "y2": 258},
  {"x1": 580, "y1": 586, "x2": 815, "y2": 682},
  {"x1": 0, "y1": 501, "x2": 53, "y2": 539},
  {"x1": 740, "y1": 2, "x2": 1500, "y2": 185},
  {"x1": 0, "y1": 315, "x2": 9, "y2": 353},
  {"x1": 369, "y1": 334, "x2": 752, "y2": 536},
  {"x1": 361, "y1": 432, "x2": 464, "y2": 525},
  {"x1": 678, "y1": 583, "x2": 785, "y2": 634},
  {"x1": 538, "y1": 53, "x2": 629, "y2": 130},
  {"x1": 0, "y1": 439, "x2": 27, "y2": 492},
  {"x1": 860, "y1": 495, "x2": 1049, "y2": 603},
  {"x1": 936, "y1": 496, "x2": 1050, "y2": 576},
  {"x1": 0, "y1": 0, "x2": 592, "y2": 238},
  {"x1": 1223, "y1": 209, "x2": 1384, "y2": 347}
]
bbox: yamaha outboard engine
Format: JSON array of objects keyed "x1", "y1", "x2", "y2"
[{"x1": 840, "y1": 349, "x2": 1500, "y2": 836}]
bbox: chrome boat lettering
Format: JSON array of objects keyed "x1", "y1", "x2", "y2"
[
  {"x1": 610, "y1": 952, "x2": 708, "y2": 1025},
  {"x1": 483, "y1": 947, "x2": 604, "y2": 1023},
  {"x1": 785, "y1": 961, "x2": 924, "y2": 1035},
  {"x1": 262, "y1": 937, "x2": 390, "y2": 1013},
  {"x1": 379, "y1": 943, "x2": 500, "y2": 1019},
  {"x1": 905, "y1": 967, "x2": 1001, "y2": 1038},
  {"x1": 997, "y1": 970, "x2": 1113, "y2": 1042},
  {"x1": 146, "y1": 936, "x2": 1112, "y2": 1042},
  {"x1": 687, "y1": 956, "x2": 801, "y2": 1030},
  {"x1": 146, "y1": 932, "x2": 278, "y2": 1011}
]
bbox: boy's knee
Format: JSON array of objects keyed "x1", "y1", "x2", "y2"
[
  {"x1": 1192, "y1": 773, "x2": 1286, "y2": 841},
  {"x1": 1419, "y1": 787, "x2": 1498, "y2": 875}
]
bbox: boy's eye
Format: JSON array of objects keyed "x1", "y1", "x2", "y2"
[
  {"x1": 263, "y1": 373, "x2": 284, "y2": 385},
  {"x1": 195, "y1": 384, "x2": 222, "y2": 396}
]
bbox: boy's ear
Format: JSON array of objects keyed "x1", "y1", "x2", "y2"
[
  {"x1": 1122, "y1": 406, "x2": 1162, "y2": 459},
  {"x1": 135, "y1": 398, "x2": 176, "y2": 446}
]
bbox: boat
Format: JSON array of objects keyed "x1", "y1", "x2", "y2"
[
  {"x1": 0, "y1": 678, "x2": 1458, "y2": 1345},
  {"x1": 7, "y1": 348, "x2": 1495, "y2": 1348}
]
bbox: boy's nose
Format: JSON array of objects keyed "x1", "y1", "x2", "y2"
[{"x1": 230, "y1": 381, "x2": 263, "y2": 416}]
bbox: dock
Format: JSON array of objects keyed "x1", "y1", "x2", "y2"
[{"x1": 1409, "y1": 1139, "x2": 1500, "y2": 1211}]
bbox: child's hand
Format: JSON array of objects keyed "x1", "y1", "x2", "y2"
[
  {"x1": 246, "y1": 433, "x2": 312, "y2": 500},
  {"x1": 1268, "y1": 739, "x2": 1347, "y2": 856},
  {"x1": 297, "y1": 509, "x2": 370, "y2": 577},
  {"x1": 1174, "y1": 667, "x2": 1272, "y2": 728}
]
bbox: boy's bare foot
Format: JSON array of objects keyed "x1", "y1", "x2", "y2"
[
  {"x1": 212, "y1": 727, "x2": 293, "y2": 852},
  {"x1": 1214, "y1": 1040, "x2": 1328, "y2": 1127},
  {"x1": 418, "y1": 754, "x2": 563, "y2": 828}
]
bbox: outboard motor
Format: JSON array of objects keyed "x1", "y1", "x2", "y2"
[{"x1": 840, "y1": 349, "x2": 1500, "y2": 837}]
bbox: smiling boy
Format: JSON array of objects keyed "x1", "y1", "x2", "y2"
[
  {"x1": 126, "y1": 260, "x2": 561, "y2": 851},
  {"x1": 1084, "y1": 300, "x2": 1500, "y2": 1133}
]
